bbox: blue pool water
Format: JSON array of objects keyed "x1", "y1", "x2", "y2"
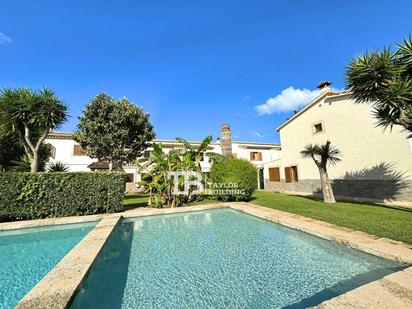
[
  {"x1": 0, "y1": 221, "x2": 96, "y2": 308},
  {"x1": 72, "y1": 209, "x2": 403, "y2": 308}
]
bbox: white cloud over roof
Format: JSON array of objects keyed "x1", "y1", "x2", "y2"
[{"x1": 255, "y1": 86, "x2": 319, "y2": 115}]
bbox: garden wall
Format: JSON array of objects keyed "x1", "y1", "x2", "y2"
[{"x1": 265, "y1": 179, "x2": 412, "y2": 206}]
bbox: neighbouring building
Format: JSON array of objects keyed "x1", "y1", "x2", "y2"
[
  {"x1": 264, "y1": 82, "x2": 412, "y2": 205},
  {"x1": 45, "y1": 125, "x2": 281, "y2": 192}
]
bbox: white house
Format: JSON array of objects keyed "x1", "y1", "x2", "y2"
[
  {"x1": 45, "y1": 125, "x2": 281, "y2": 191},
  {"x1": 264, "y1": 82, "x2": 412, "y2": 205}
]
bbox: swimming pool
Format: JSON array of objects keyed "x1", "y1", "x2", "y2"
[
  {"x1": 0, "y1": 221, "x2": 97, "y2": 308},
  {"x1": 71, "y1": 209, "x2": 404, "y2": 308}
]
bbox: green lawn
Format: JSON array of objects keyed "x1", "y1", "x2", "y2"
[
  {"x1": 251, "y1": 191, "x2": 412, "y2": 244},
  {"x1": 123, "y1": 194, "x2": 149, "y2": 210}
]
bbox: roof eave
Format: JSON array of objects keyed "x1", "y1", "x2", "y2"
[{"x1": 275, "y1": 91, "x2": 351, "y2": 131}]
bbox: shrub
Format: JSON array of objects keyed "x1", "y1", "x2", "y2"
[
  {"x1": 0, "y1": 172, "x2": 126, "y2": 222},
  {"x1": 210, "y1": 159, "x2": 257, "y2": 201}
]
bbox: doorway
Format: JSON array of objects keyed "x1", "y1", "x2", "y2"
[{"x1": 258, "y1": 168, "x2": 265, "y2": 190}]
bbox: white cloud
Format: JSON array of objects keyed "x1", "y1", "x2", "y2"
[
  {"x1": 0, "y1": 32, "x2": 12, "y2": 44},
  {"x1": 253, "y1": 131, "x2": 267, "y2": 139},
  {"x1": 255, "y1": 86, "x2": 320, "y2": 115}
]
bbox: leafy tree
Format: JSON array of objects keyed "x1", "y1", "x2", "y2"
[
  {"x1": 0, "y1": 88, "x2": 67, "y2": 172},
  {"x1": 75, "y1": 93, "x2": 155, "y2": 170},
  {"x1": 346, "y1": 36, "x2": 412, "y2": 136},
  {"x1": 301, "y1": 141, "x2": 341, "y2": 203}
]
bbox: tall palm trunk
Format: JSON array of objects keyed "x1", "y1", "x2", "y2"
[{"x1": 318, "y1": 165, "x2": 335, "y2": 203}]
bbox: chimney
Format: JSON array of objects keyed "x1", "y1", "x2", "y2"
[
  {"x1": 221, "y1": 124, "x2": 232, "y2": 157},
  {"x1": 317, "y1": 81, "x2": 332, "y2": 94}
]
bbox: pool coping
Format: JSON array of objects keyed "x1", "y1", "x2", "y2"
[
  {"x1": 0, "y1": 213, "x2": 107, "y2": 231},
  {"x1": 16, "y1": 215, "x2": 122, "y2": 309},
  {"x1": 11, "y1": 202, "x2": 412, "y2": 308}
]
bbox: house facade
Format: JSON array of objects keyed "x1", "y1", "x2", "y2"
[
  {"x1": 45, "y1": 125, "x2": 281, "y2": 191},
  {"x1": 264, "y1": 84, "x2": 412, "y2": 205}
]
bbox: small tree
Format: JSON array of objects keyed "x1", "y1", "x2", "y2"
[
  {"x1": 74, "y1": 93, "x2": 155, "y2": 170},
  {"x1": 0, "y1": 88, "x2": 67, "y2": 172},
  {"x1": 346, "y1": 36, "x2": 412, "y2": 136},
  {"x1": 301, "y1": 141, "x2": 341, "y2": 203}
]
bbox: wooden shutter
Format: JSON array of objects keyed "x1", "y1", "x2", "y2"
[
  {"x1": 269, "y1": 167, "x2": 280, "y2": 182},
  {"x1": 250, "y1": 152, "x2": 254, "y2": 160},
  {"x1": 73, "y1": 145, "x2": 85, "y2": 156},
  {"x1": 232, "y1": 153, "x2": 237, "y2": 159},
  {"x1": 284, "y1": 167, "x2": 292, "y2": 183},
  {"x1": 258, "y1": 152, "x2": 262, "y2": 161},
  {"x1": 291, "y1": 166, "x2": 298, "y2": 182}
]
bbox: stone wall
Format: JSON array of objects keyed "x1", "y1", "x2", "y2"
[{"x1": 264, "y1": 179, "x2": 412, "y2": 206}]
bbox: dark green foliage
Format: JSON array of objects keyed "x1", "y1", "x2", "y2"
[
  {"x1": 346, "y1": 36, "x2": 412, "y2": 136},
  {"x1": 0, "y1": 172, "x2": 126, "y2": 222},
  {"x1": 46, "y1": 161, "x2": 69, "y2": 172},
  {"x1": 210, "y1": 158, "x2": 257, "y2": 201},
  {"x1": 74, "y1": 93, "x2": 155, "y2": 168},
  {"x1": 0, "y1": 88, "x2": 67, "y2": 172},
  {"x1": 0, "y1": 134, "x2": 51, "y2": 171}
]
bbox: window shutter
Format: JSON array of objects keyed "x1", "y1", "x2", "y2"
[
  {"x1": 269, "y1": 167, "x2": 280, "y2": 182},
  {"x1": 250, "y1": 152, "x2": 254, "y2": 160},
  {"x1": 73, "y1": 145, "x2": 83, "y2": 156},
  {"x1": 258, "y1": 152, "x2": 262, "y2": 161},
  {"x1": 291, "y1": 166, "x2": 298, "y2": 182},
  {"x1": 284, "y1": 167, "x2": 292, "y2": 183}
]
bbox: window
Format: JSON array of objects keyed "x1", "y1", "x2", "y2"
[
  {"x1": 126, "y1": 173, "x2": 134, "y2": 182},
  {"x1": 73, "y1": 144, "x2": 86, "y2": 156},
  {"x1": 285, "y1": 166, "x2": 298, "y2": 182},
  {"x1": 49, "y1": 144, "x2": 56, "y2": 159},
  {"x1": 143, "y1": 150, "x2": 151, "y2": 158},
  {"x1": 250, "y1": 152, "x2": 262, "y2": 161},
  {"x1": 313, "y1": 122, "x2": 323, "y2": 134},
  {"x1": 268, "y1": 167, "x2": 280, "y2": 182}
]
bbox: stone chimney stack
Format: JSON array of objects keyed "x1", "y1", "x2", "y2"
[
  {"x1": 317, "y1": 81, "x2": 332, "y2": 94},
  {"x1": 221, "y1": 124, "x2": 232, "y2": 157}
]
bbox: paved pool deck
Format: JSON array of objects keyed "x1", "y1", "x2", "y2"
[{"x1": 2, "y1": 202, "x2": 410, "y2": 309}]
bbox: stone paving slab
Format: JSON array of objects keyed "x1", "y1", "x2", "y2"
[
  {"x1": 122, "y1": 202, "x2": 228, "y2": 218},
  {"x1": 16, "y1": 215, "x2": 122, "y2": 309},
  {"x1": 0, "y1": 213, "x2": 108, "y2": 231},
  {"x1": 313, "y1": 266, "x2": 412, "y2": 308}
]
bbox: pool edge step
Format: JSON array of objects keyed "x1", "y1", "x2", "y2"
[{"x1": 16, "y1": 215, "x2": 122, "y2": 309}]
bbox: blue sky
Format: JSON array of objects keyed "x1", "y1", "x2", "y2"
[{"x1": 1, "y1": 0, "x2": 411, "y2": 143}]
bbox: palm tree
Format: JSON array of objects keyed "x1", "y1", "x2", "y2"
[
  {"x1": 46, "y1": 161, "x2": 69, "y2": 172},
  {"x1": 346, "y1": 36, "x2": 412, "y2": 137},
  {"x1": 0, "y1": 88, "x2": 67, "y2": 172},
  {"x1": 301, "y1": 141, "x2": 341, "y2": 203}
]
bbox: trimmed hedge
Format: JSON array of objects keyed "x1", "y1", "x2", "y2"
[
  {"x1": 210, "y1": 158, "x2": 258, "y2": 201},
  {"x1": 0, "y1": 172, "x2": 126, "y2": 222}
]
